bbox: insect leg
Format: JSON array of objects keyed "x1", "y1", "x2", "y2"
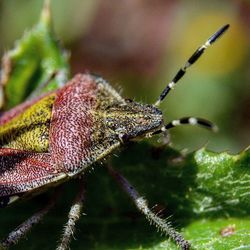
[
  {"x1": 56, "y1": 181, "x2": 85, "y2": 250},
  {"x1": 153, "y1": 117, "x2": 218, "y2": 135},
  {"x1": 0, "y1": 188, "x2": 61, "y2": 249},
  {"x1": 106, "y1": 165, "x2": 190, "y2": 250}
]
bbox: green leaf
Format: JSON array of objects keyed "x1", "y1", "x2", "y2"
[
  {"x1": 0, "y1": 1, "x2": 69, "y2": 109},
  {"x1": 80, "y1": 142, "x2": 250, "y2": 249},
  {"x1": 184, "y1": 218, "x2": 250, "y2": 250},
  {"x1": 110, "y1": 143, "x2": 250, "y2": 217},
  {"x1": 1, "y1": 142, "x2": 249, "y2": 249}
]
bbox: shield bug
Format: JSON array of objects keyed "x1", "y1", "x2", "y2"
[{"x1": 0, "y1": 24, "x2": 229, "y2": 250}]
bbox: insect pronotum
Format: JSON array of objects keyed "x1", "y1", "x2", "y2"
[{"x1": 0, "y1": 24, "x2": 229, "y2": 250}]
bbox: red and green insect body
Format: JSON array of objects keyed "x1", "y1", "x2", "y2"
[
  {"x1": 0, "y1": 73, "x2": 163, "y2": 207},
  {"x1": 0, "y1": 24, "x2": 229, "y2": 250}
]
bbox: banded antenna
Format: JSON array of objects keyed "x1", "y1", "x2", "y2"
[{"x1": 155, "y1": 24, "x2": 230, "y2": 106}]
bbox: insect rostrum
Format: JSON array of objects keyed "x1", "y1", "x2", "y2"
[{"x1": 0, "y1": 24, "x2": 229, "y2": 250}]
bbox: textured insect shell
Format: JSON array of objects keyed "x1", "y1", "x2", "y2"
[
  {"x1": 0, "y1": 74, "x2": 124, "y2": 203},
  {"x1": 0, "y1": 74, "x2": 163, "y2": 206},
  {"x1": 0, "y1": 93, "x2": 56, "y2": 152},
  {"x1": 49, "y1": 74, "x2": 162, "y2": 175},
  {"x1": 0, "y1": 91, "x2": 64, "y2": 206},
  {"x1": 49, "y1": 74, "x2": 127, "y2": 175}
]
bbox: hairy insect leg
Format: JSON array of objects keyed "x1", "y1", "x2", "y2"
[
  {"x1": 56, "y1": 180, "x2": 85, "y2": 250},
  {"x1": 106, "y1": 165, "x2": 190, "y2": 250},
  {"x1": 0, "y1": 188, "x2": 61, "y2": 249}
]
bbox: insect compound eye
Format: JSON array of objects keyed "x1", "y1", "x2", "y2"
[
  {"x1": 119, "y1": 134, "x2": 130, "y2": 143},
  {"x1": 125, "y1": 98, "x2": 133, "y2": 103},
  {"x1": 0, "y1": 196, "x2": 10, "y2": 208}
]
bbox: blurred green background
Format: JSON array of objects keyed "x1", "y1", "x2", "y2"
[{"x1": 0, "y1": 0, "x2": 249, "y2": 153}]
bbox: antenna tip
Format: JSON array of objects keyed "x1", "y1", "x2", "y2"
[
  {"x1": 223, "y1": 24, "x2": 230, "y2": 32},
  {"x1": 208, "y1": 23, "x2": 230, "y2": 44}
]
